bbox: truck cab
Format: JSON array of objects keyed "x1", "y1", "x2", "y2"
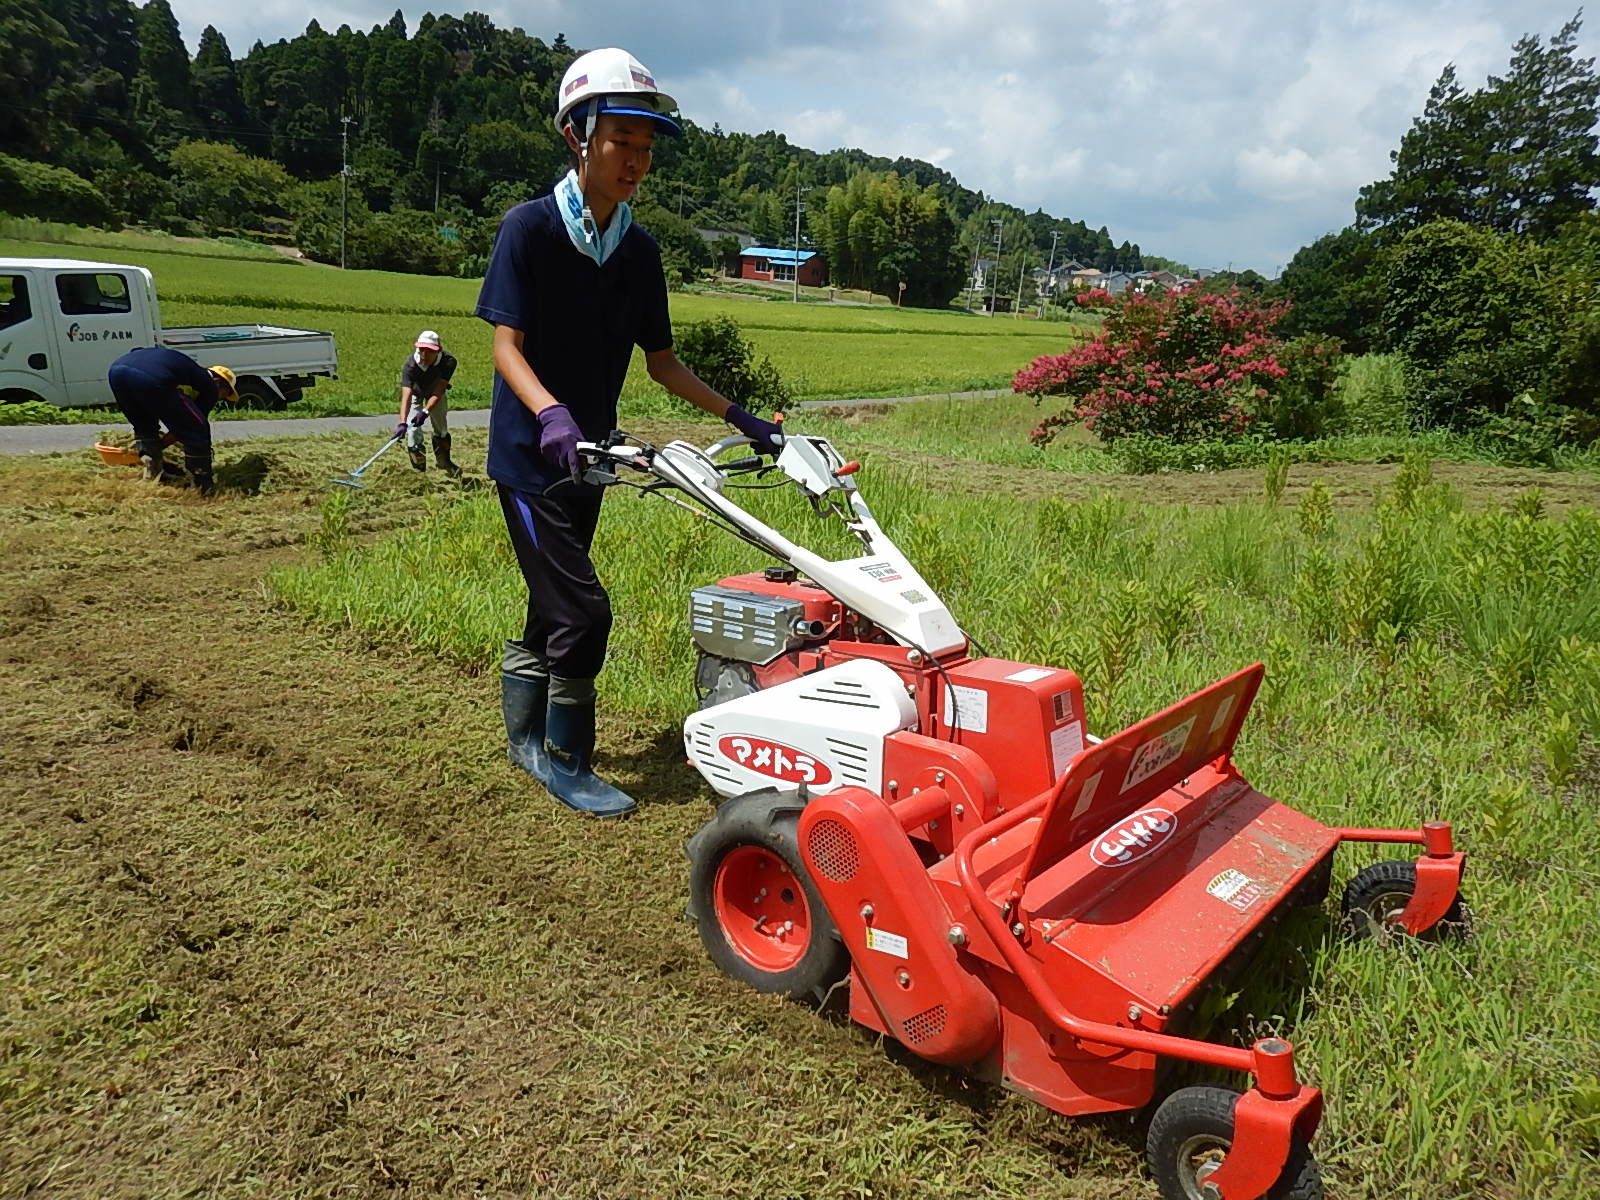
[{"x1": 0, "y1": 258, "x2": 337, "y2": 410}]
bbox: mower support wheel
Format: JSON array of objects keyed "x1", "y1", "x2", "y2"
[
  {"x1": 1340, "y1": 859, "x2": 1469, "y2": 942},
  {"x1": 686, "y1": 788, "x2": 849, "y2": 1004},
  {"x1": 1148, "y1": 1086, "x2": 1322, "y2": 1200}
]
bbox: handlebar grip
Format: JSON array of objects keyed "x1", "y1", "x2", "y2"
[{"x1": 721, "y1": 456, "x2": 764, "y2": 472}]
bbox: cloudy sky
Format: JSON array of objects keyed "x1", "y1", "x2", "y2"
[{"x1": 168, "y1": 0, "x2": 1596, "y2": 274}]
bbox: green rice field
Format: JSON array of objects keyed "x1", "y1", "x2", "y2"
[{"x1": 0, "y1": 231, "x2": 1072, "y2": 419}]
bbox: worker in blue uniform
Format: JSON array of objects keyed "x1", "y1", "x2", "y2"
[{"x1": 107, "y1": 346, "x2": 237, "y2": 496}]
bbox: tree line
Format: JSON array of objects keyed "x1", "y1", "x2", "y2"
[
  {"x1": 1274, "y1": 13, "x2": 1599, "y2": 455},
  {"x1": 0, "y1": 2, "x2": 1154, "y2": 305}
]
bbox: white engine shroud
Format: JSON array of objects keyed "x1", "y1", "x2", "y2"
[{"x1": 684, "y1": 659, "x2": 918, "y2": 799}]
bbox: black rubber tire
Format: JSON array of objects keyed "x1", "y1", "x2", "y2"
[
  {"x1": 1340, "y1": 859, "x2": 1469, "y2": 941},
  {"x1": 685, "y1": 788, "x2": 849, "y2": 1004},
  {"x1": 1147, "y1": 1085, "x2": 1323, "y2": 1200},
  {"x1": 233, "y1": 376, "x2": 287, "y2": 411},
  {"x1": 0, "y1": 389, "x2": 46, "y2": 405}
]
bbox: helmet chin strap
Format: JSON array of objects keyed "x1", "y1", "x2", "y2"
[{"x1": 576, "y1": 103, "x2": 601, "y2": 243}]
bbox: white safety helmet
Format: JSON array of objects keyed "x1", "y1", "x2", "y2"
[{"x1": 554, "y1": 47, "x2": 681, "y2": 144}]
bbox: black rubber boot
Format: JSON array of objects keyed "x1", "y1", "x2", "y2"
[
  {"x1": 501, "y1": 640, "x2": 551, "y2": 784},
  {"x1": 432, "y1": 433, "x2": 462, "y2": 478},
  {"x1": 544, "y1": 676, "x2": 636, "y2": 818},
  {"x1": 407, "y1": 443, "x2": 427, "y2": 471},
  {"x1": 185, "y1": 446, "x2": 216, "y2": 497}
]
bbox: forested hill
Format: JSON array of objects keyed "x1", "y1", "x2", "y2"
[{"x1": 0, "y1": 3, "x2": 1168, "y2": 302}]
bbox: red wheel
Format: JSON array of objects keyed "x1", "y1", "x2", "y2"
[
  {"x1": 712, "y1": 844, "x2": 813, "y2": 971},
  {"x1": 687, "y1": 789, "x2": 849, "y2": 1003}
]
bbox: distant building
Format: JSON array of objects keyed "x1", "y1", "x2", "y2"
[
  {"x1": 738, "y1": 246, "x2": 828, "y2": 287},
  {"x1": 697, "y1": 227, "x2": 756, "y2": 250}
]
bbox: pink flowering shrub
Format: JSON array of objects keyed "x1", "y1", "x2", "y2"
[{"x1": 1016, "y1": 287, "x2": 1334, "y2": 446}]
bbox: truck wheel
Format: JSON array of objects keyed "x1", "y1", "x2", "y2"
[
  {"x1": 686, "y1": 788, "x2": 848, "y2": 1004},
  {"x1": 1340, "y1": 860, "x2": 1469, "y2": 941},
  {"x1": 1147, "y1": 1086, "x2": 1322, "y2": 1200},
  {"x1": 0, "y1": 389, "x2": 46, "y2": 405},
  {"x1": 233, "y1": 375, "x2": 287, "y2": 411}
]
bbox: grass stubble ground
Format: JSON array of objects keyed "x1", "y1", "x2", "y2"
[{"x1": 4, "y1": 418, "x2": 1600, "y2": 1199}]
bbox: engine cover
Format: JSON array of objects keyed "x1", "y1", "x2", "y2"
[
  {"x1": 689, "y1": 584, "x2": 809, "y2": 665},
  {"x1": 684, "y1": 659, "x2": 918, "y2": 799}
]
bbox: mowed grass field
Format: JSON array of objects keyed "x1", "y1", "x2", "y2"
[{"x1": 0, "y1": 232, "x2": 1072, "y2": 419}]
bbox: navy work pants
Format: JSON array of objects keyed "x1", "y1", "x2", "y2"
[{"x1": 497, "y1": 482, "x2": 612, "y2": 681}]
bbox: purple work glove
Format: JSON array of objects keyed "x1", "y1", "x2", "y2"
[
  {"x1": 409, "y1": 408, "x2": 430, "y2": 427},
  {"x1": 537, "y1": 403, "x2": 584, "y2": 478},
  {"x1": 393, "y1": 422, "x2": 407, "y2": 439},
  {"x1": 725, "y1": 404, "x2": 784, "y2": 455}
]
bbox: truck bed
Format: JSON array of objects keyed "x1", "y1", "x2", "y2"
[{"x1": 160, "y1": 324, "x2": 337, "y2": 378}]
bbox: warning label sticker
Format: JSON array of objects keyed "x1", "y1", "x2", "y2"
[
  {"x1": 1121, "y1": 715, "x2": 1196, "y2": 793},
  {"x1": 865, "y1": 928, "x2": 909, "y2": 959},
  {"x1": 1206, "y1": 868, "x2": 1263, "y2": 912},
  {"x1": 1050, "y1": 721, "x2": 1085, "y2": 779},
  {"x1": 1209, "y1": 693, "x2": 1238, "y2": 735},
  {"x1": 1006, "y1": 667, "x2": 1055, "y2": 683},
  {"x1": 944, "y1": 684, "x2": 989, "y2": 734}
]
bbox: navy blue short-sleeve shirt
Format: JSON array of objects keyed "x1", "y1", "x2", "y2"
[{"x1": 475, "y1": 195, "x2": 673, "y2": 492}]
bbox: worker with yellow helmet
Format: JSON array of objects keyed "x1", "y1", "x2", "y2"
[{"x1": 106, "y1": 345, "x2": 238, "y2": 495}]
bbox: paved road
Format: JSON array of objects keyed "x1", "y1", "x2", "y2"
[{"x1": 0, "y1": 390, "x2": 1007, "y2": 456}]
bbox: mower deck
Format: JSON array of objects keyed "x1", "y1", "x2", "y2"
[{"x1": 937, "y1": 764, "x2": 1340, "y2": 1026}]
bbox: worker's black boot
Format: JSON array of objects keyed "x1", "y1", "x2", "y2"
[
  {"x1": 543, "y1": 676, "x2": 636, "y2": 818},
  {"x1": 407, "y1": 442, "x2": 427, "y2": 471},
  {"x1": 433, "y1": 433, "x2": 462, "y2": 478},
  {"x1": 501, "y1": 640, "x2": 551, "y2": 784},
  {"x1": 185, "y1": 446, "x2": 216, "y2": 497}
]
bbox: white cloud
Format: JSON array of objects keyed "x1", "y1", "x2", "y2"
[{"x1": 168, "y1": 0, "x2": 1600, "y2": 272}]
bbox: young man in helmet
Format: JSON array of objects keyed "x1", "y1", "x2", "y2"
[
  {"x1": 394, "y1": 328, "x2": 461, "y2": 476},
  {"x1": 476, "y1": 46, "x2": 782, "y2": 819},
  {"x1": 106, "y1": 345, "x2": 237, "y2": 496}
]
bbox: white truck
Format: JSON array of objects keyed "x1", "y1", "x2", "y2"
[{"x1": 0, "y1": 257, "x2": 337, "y2": 410}]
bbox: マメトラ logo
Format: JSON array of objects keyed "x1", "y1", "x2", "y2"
[
  {"x1": 1089, "y1": 807, "x2": 1178, "y2": 868},
  {"x1": 719, "y1": 735, "x2": 832, "y2": 786}
]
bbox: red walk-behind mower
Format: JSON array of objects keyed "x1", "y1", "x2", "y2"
[{"x1": 575, "y1": 427, "x2": 1467, "y2": 1200}]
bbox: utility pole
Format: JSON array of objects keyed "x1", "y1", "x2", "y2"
[
  {"x1": 988, "y1": 219, "x2": 1003, "y2": 317},
  {"x1": 1039, "y1": 229, "x2": 1060, "y2": 318},
  {"x1": 1013, "y1": 255, "x2": 1028, "y2": 318},
  {"x1": 792, "y1": 181, "x2": 810, "y2": 303},
  {"x1": 434, "y1": 161, "x2": 441, "y2": 212},
  {"x1": 965, "y1": 243, "x2": 980, "y2": 312},
  {"x1": 339, "y1": 114, "x2": 353, "y2": 270},
  {"x1": 678, "y1": 181, "x2": 685, "y2": 218}
]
